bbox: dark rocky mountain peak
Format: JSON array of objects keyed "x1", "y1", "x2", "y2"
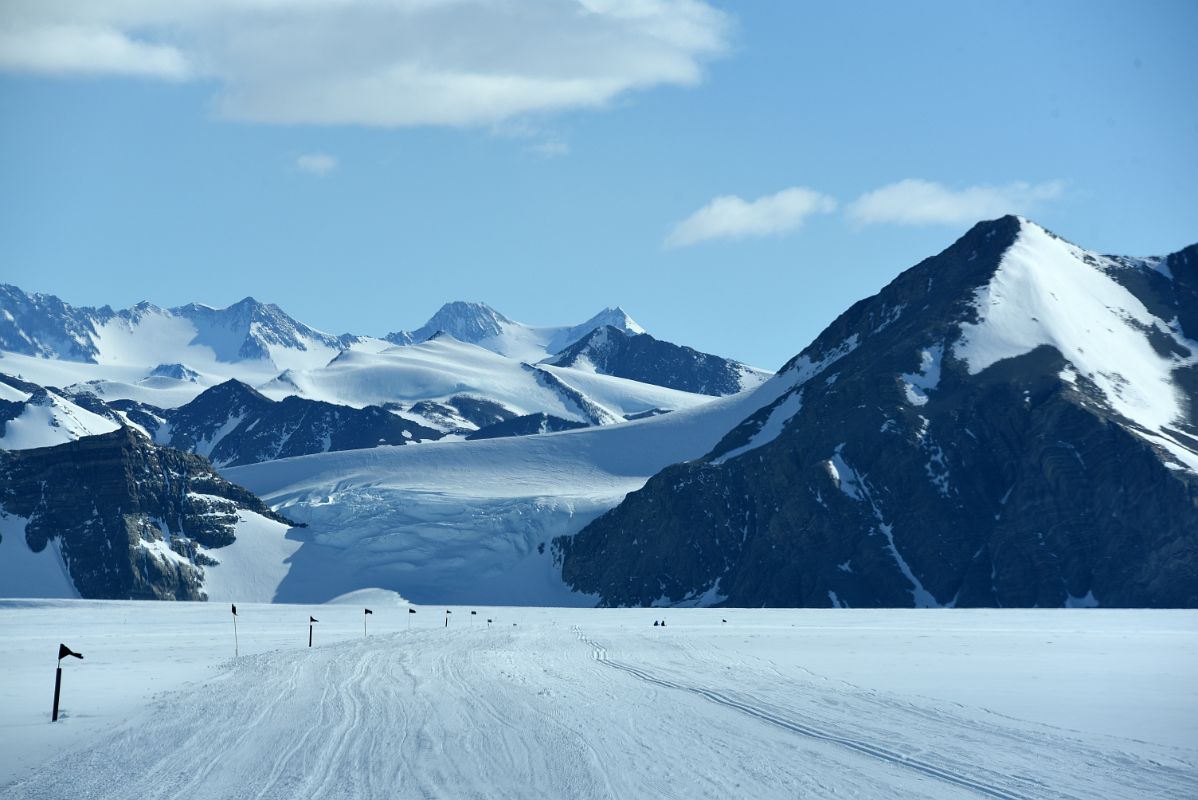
[
  {"x1": 545, "y1": 324, "x2": 767, "y2": 396},
  {"x1": 0, "y1": 427, "x2": 294, "y2": 599},
  {"x1": 558, "y1": 217, "x2": 1198, "y2": 609},
  {"x1": 117, "y1": 378, "x2": 442, "y2": 467}
]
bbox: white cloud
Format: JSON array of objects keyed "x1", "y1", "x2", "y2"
[
  {"x1": 665, "y1": 187, "x2": 837, "y2": 248},
  {"x1": 0, "y1": 0, "x2": 731, "y2": 128},
  {"x1": 0, "y1": 24, "x2": 190, "y2": 80},
  {"x1": 846, "y1": 179, "x2": 1066, "y2": 226},
  {"x1": 295, "y1": 153, "x2": 337, "y2": 176}
]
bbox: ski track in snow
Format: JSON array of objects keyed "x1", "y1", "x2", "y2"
[{"x1": 2, "y1": 605, "x2": 1194, "y2": 800}]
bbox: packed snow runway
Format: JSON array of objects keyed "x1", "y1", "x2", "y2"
[{"x1": 1, "y1": 602, "x2": 1195, "y2": 799}]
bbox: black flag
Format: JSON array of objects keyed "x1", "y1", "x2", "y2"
[
  {"x1": 364, "y1": 609, "x2": 373, "y2": 615},
  {"x1": 408, "y1": 608, "x2": 416, "y2": 614},
  {"x1": 231, "y1": 604, "x2": 237, "y2": 616},
  {"x1": 310, "y1": 616, "x2": 318, "y2": 623},
  {"x1": 446, "y1": 610, "x2": 452, "y2": 614},
  {"x1": 471, "y1": 610, "x2": 477, "y2": 615},
  {"x1": 58, "y1": 644, "x2": 83, "y2": 661}
]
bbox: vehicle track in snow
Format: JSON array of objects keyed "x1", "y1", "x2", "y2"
[
  {"x1": 2, "y1": 619, "x2": 1193, "y2": 800},
  {"x1": 571, "y1": 627, "x2": 1197, "y2": 800}
]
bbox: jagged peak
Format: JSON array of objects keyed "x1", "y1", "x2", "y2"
[
  {"x1": 187, "y1": 378, "x2": 271, "y2": 406},
  {"x1": 579, "y1": 306, "x2": 645, "y2": 335}
]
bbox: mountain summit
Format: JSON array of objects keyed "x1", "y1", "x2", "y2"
[
  {"x1": 385, "y1": 301, "x2": 647, "y2": 361},
  {"x1": 559, "y1": 216, "x2": 1198, "y2": 609}
]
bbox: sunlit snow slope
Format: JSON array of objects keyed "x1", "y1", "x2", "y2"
[{"x1": 221, "y1": 379, "x2": 789, "y2": 604}]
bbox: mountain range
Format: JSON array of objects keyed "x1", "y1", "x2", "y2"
[{"x1": 2, "y1": 216, "x2": 1196, "y2": 608}]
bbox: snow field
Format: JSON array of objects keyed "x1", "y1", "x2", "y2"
[{"x1": 0, "y1": 602, "x2": 1194, "y2": 799}]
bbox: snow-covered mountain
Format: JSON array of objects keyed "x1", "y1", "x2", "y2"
[
  {"x1": 0, "y1": 286, "x2": 372, "y2": 370},
  {"x1": 547, "y1": 325, "x2": 771, "y2": 395},
  {"x1": 0, "y1": 288, "x2": 764, "y2": 431},
  {"x1": 10, "y1": 217, "x2": 1191, "y2": 609},
  {"x1": 560, "y1": 217, "x2": 1198, "y2": 609},
  {"x1": 0, "y1": 383, "x2": 120, "y2": 450},
  {"x1": 258, "y1": 333, "x2": 717, "y2": 432},
  {"x1": 385, "y1": 301, "x2": 646, "y2": 362},
  {"x1": 115, "y1": 380, "x2": 443, "y2": 467},
  {"x1": 0, "y1": 427, "x2": 293, "y2": 599}
]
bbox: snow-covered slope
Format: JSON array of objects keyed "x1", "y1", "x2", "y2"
[
  {"x1": 954, "y1": 219, "x2": 1198, "y2": 468},
  {"x1": 0, "y1": 388, "x2": 119, "y2": 450},
  {"x1": 259, "y1": 334, "x2": 714, "y2": 429},
  {"x1": 220, "y1": 379, "x2": 789, "y2": 604}
]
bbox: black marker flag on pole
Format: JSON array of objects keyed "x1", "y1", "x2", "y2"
[
  {"x1": 309, "y1": 616, "x2": 318, "y2": 647},
  {"x1": 408, "y1": 606, "x2": 415, "y2": 629},
  {"x1": 52, "y1": 644, "x2": 83, "y2": 722},
  {"x1": 364, "y1": 608, "x2": 372, "y2": 637},
  {"x1": 58, "y1": 644, "x2": 82, "y2": 661},
  {"x1": 445, "y1": 609, "x2": 452, "y2": 628},
  {"x1": 231, "y1": 604, "x2": 239, "y2": 657}
]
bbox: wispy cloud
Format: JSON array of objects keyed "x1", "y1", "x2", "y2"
[
  {"x1": 846, "y1": 179, "x2": 1066, "y2": 226},
  {"x1": 666, "y1": 187, "x2": 837, "y2": 248},
  {"x1": 526, "y1": 140, "x2": 571, "y2": 158},
  {"x1": 0, "y1": 24, "x2": 190, "y2": 80},
  {"x1": 0, "y1": 1, "x2": 732, "y2": 128},
  {"x1": 295, "y1": 153, "x2": 338, "y2": 176}
]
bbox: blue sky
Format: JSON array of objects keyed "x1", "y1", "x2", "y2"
[{"x1": 1, "y1": 0, "x2": 1195, "y2": 369}]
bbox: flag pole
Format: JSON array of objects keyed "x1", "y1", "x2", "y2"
[
  {"x1": 231, "y1": 604, "x2": 239, "y2": 658},
  {"x1": 51, "y1": 644, "x2": 83, "y2": 722}
]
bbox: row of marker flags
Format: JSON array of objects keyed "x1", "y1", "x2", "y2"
[
  {"x1": 52, "y1": 605, "x2": 503, "y2": 721},
  {"x1": 231, "y1": 604, "x2": 493, "y2": 652}
]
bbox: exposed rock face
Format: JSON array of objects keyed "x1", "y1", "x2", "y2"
[
  {"x1": 546, "y1": 325, "x2": 766, "y2": 396},
  {"x1": 0, "y1": 284, "x2": 116, "y2": 361},
  {"x1": 113, "y1": 379, "x2": 442, "y2": 467},
  {"x1": 0, "y1": 427, "x2": 293, "y2": 600},
  {"x1": 558, "y1": 217, "x2": 1198, "y2": 609},
  {"x1": 405, "y1": 395, "x2": 518, "y2": 434},
  {"x1": 466, "y1": 412, "x2": 587, "y2": 440}
]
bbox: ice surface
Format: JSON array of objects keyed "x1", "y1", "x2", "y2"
[{"x1": 0, "y1": 602, "x2": 1194, "y2": 799}]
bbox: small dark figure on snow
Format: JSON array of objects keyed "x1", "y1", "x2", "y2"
[
  {"x1": 653, "y1": 620, "x2": 659, "y2": 627},
  {"x1": 660, "y1": 620, "x2": 666, "y2": 627}
]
